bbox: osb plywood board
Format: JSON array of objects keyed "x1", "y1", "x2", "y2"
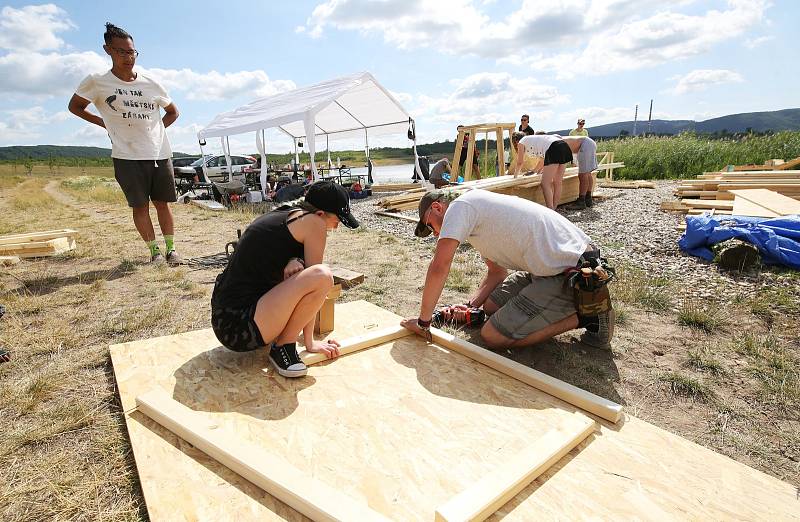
[{"x1": 110, "y1": 301, "x2": 800, "y2": 521}]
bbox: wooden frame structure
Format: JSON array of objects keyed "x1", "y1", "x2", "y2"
[
  {"x1": 111, "y1": 300, "x2": 800, "y2": 521},
  {"x1": 0, "y1": 229, "x2": 77, "y2": 258},
  {"x1": 452, "y1": 123, "x2": 516, "y2": 182}
]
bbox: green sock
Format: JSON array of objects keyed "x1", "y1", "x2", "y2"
[
  {"x1": 164, "y1": 235, "x2": 174, "y2": 253},
  {"x1": 147, "y1": 240, "x2": 160, "y2": 256}
]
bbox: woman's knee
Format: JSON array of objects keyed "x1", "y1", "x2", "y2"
[{"x1": 305, "y1": 263, "x2": 334, "y2": 289}]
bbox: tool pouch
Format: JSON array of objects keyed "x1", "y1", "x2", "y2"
[{"x1": 566, "y1": 257, "x2": 616, "y2": 317}]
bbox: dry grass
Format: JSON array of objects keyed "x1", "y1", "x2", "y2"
[{"x1": 1, "y1": 168, "x2": 798, "y2": 520}]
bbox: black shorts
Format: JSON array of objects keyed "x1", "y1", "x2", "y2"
[
  {"x1": 211, "y1": 303, "x2": 267, "y2": 352},
  {"x1": 543, "y1": 140, "x2": 572, "y2": 166},
  {"x1": 113, "y1": 158, "x2": 177, "y2": 207}
]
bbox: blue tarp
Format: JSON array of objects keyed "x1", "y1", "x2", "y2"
[{"x1": 679, "y1": 214, "x2": 800, "y2": 270}]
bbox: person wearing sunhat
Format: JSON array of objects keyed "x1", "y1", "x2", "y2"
[
  {"x1": 400, "y1": 188, "x2": 614, "y2": 351},
  {"x1": 569, "y1": 118, "x2": 589, "y2": 136},
  {"x1": 211, "y1": 180, "x2": 359, "y2": 378}
]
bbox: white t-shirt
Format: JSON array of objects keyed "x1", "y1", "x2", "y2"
[
  {"x1": 75, "y1": 70, "x2": 173, "y2": 160},
  {"x1": 438, "y1": 189, "x2": 590, "y2": 276},
  {"x1": 519, "y1": 134, "x2": 560, "y2": 157}
]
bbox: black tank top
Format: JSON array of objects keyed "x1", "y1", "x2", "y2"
[{"x1": 212, "y1": 210, "x2": 305, "y2": 309}]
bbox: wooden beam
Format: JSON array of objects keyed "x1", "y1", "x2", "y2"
[
  {"x1": 135, "y1": 390, "x2": 391, "y2": 522},
  {"x1": 374, "y1": 211, "x2": 419, "y2": 223},
  {"x1": 452, "y1": 129, "x2": 465, "y2": 178},
  {"x1": 730, "y1": 189, "x2": 800, "y2": 216},
  {"x1": 190, "y1": 199, "x2": 226, "y2": 211},
  {"x1": 496, "y1": 126, "x2": 506, "y2": 176},
  {"x1": 299, "y1": 324, "x2": 413, "y2": 366},
  {"x1": 434, "y1": 413, "x2": 597, "y2": 522},
  {"x1": 464, "y1": 130, "x2": 476, "y2": 181},
  {"x1": 428, "y1": 328, "x2": 623, "y2": 423},
  {"x1": 0, "y1": 229, "x2": 77, "y2": 246}
]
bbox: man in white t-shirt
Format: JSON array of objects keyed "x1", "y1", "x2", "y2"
[
  {"x1": 68, "y1": 23, "x2": 181, "y2": 265},
  {"x1": 400, "y1": 189, "x2": 615, "y2": 350}
]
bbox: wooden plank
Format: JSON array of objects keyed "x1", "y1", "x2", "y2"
[
  {"x1": 190, "y1": 199, "x2": 226, "y2": 211},
  {"x1": 435, "y1": 413, "x2": 597, "y2": 522},
  {"x1": 678, "y1": 199, "x2": 734, "y2": 209},
  {"x1": 775, "y1": 156, "x2": 800, "y2": 170},
  {"x1": 427, "y1": 327, "x2": 623, "y2": 423},
  {"x1": 464, "y1": 130, "x2": 476, "y2": 181},
  {"x1": 597, "y1": 180, "x2": 655, "y2": 189},
  {"x1": 370, "y1": 183, "x2": 422, "y2": 192},
  {"x1": 0, "y1": 229, "x2": 77, "y2": 246},
  {"x1": 135, "y1": 390, "x2": 391, "y2": 522},
  {"x1": 300, "y1": 324, "x2": 413, "y2": 366},
  {"x1": 314, "y1": 284, "x2": 342, "y2": 334},
  {"x1": 374, "y1": 211, "x2": 419, "y2": 223},
  {"x1": 729, "y1": 189, "x2": 800, "y2": 216},
  {"x1": 0, "y1": 236, "x2": 75, "y2": 257},
  {"x1": 452, "y1": 129, "x2": 465, "y2": 179},
  {"x1": 732, "y1": 197, "x2": 779, "y2": 218},
  {"x1": 330, "y1": 266, "x2": 365, "y2": 288},
  {"x1": 497, "y1": 126, "x2": 505, "y2": 176}
]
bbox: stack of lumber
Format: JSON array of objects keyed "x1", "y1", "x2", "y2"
[
  {"x1": 726, "y1": 156, "x2": 800, "y2": 171},
  {"x1": 377, "y1": 162, "x2": 624, "y2": 211},
  {"x1": 674, "y1": 170, "x2": 800, "y2": 202},
  {"x1": 0, "y1": 229, "x2": 78, "y2": 258},
  {"x1": 597, "y1": 180, "x2": 655, "y2": 189}
]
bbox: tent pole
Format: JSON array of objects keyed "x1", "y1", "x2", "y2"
[
  {"x1": 326, "y1": 135, "x2": 331, "y2": 169},
  {"x1": 364, "y1": 128, "x2": 373, "y2": 185}
]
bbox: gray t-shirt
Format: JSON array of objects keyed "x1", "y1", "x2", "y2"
[
  {"x1": 429, "y1": 158, "x2": 450, "y2": 182},
  {"x1": 438, "y1": 189, "x2": 590, "y2": 276}
]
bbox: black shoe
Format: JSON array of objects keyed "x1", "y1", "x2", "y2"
[
  {"x1": 585, "y1": 193, "x2": 594, "y2": 208},
  {"x1": 269, "y1": 342, "x2": 307, "y2": 378}
]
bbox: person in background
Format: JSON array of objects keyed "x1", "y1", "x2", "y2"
[
  {"x1": 456, "y1": 125, "x2": 481, "y2": 180},
  {"x1": 561, "y1": 136, "x2": 598, "y2": 208},
  {"x1": 519, "y1": 114, "x2": 535, "y2": 136},
  {"x1": 68, "y1": 22, "x2": 181, "y2": 265},
  {"x1": 570, "y1": 118, "x2": 589, "y2": 136},
  {"x1": 429, "y1": 158, "x2": 452, "y2": 188},
  {"x1": 508, "y1": 132, "x2": 573, "y2": 209}
]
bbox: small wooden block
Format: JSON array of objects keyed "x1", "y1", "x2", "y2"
[
  {"x1": 330, "y1": 266, "x2": 365, "y2": 288},
  {"x1": 0, "y1": 256, "x2": 20, "y2": 266},
  {"x1": 190, "y1": 199, "x2": 226, "y2": 211},
  {"x1": 315, "y1": 284, "x2": 342, "y2": 334}
]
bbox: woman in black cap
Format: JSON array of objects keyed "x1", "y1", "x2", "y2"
[{"x1": 211, "y1": 180, "x2": 360, "y2": 378}]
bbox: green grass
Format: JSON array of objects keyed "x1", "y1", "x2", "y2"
[
  {"x1": 678, "y1": 300, "x2": 723, "y2": 332},
  {"x1": 686, "y1": 348, "x2": 724, "y2": 375},
  {"x1": 597, "y1": 131, "x2": 800, "y2": 179},
  {"x1": 613, "y1": 265, "x2": 672, "y2": 311},
  {"x1": 659, "y1": 371, "x2": 716, "y2": 402}
]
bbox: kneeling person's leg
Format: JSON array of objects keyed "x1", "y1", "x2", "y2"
[{"x1": 482, "y1": 274, "x2": 577, "y2": 349}]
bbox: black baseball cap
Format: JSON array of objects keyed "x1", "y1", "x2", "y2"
[
  {"x1": 305, "y1": 181, "x2": 360, "y2": 229},
  {"x1": 414, "y1": 189, "x2": 445, "y2": 237}
]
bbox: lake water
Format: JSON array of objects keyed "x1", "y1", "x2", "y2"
[{"x1": 346, "y1": 163, "x2": 417, "y2": 184}]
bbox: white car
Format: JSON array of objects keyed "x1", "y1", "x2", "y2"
[{"x1": 175, "y1": 155, "x2": 256, "y2": 183}]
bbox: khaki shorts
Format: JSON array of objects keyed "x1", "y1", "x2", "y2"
[
  {"x1": 488, "y1": 271, "x2": 575, "y2": 340},
  {"x1": 113, "y1": 158, "x2": 177, "y2": 207}
]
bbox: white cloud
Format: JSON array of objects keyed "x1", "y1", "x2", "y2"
[
  {"x1": 744, "y1": 35, "x2": 773, "y2": 48},
  {"x1": 0, "y1": 4, "x2": 75, "y2": 52},
  {"x1": 145, "y1": 68, "x2": 296, "y2": 101},
  {"x1": 0, "y1": 51, "x2": 109, "y2": 95},
  {"x1": 668, "y1": 69, "x2": 744, "y2": 95},
  {"x1": 411, "y1": 72, "x2": 568, "y2": 132},
  {"x1": 299, "y1": 0, "x2": 769, "y2": 76},
  {"x1": 0, "y1": 105, "x2": 72, "y2": 144}
]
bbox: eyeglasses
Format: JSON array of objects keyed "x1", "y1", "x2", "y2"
[
  {"x1": 521, "y1": 118, "x2": 528, "y2": 122},
  {"x1": 111, "y1": 47, "x2": 139, "y2": 58}
]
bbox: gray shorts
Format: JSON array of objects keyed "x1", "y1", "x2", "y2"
[
  {"x1": 488, "y1": 271, "x2": 575, "y2": 340},
  {"x1": 576, "y1": 138, "x2": 597, "y2": 173},
  {"x1": 113, "y1": 158, "x2": 177, "y2": 207}
]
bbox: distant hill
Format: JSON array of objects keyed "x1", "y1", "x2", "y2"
[
  {"x1": 0, "y1": 145, "x2": 194, "y2": 161},
  {"x1": 554, "y1": 108, "x2": 800, "y2": 137}
]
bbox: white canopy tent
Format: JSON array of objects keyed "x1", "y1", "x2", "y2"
[{"x1": 197, "y1": 72, "x2": 423, "y2": 188}]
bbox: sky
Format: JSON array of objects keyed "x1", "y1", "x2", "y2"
[{"x1": 0, "y1": 0, "x2": 796, "y2": 155}]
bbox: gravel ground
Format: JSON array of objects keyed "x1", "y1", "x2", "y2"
[{"x1": 351, "y1": 181, "x2": 800, "y2": 309}]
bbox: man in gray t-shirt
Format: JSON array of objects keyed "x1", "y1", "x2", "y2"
[
  {"x1": 428, "y1": 158, "x2": 451, "y2": 188},
  {"x1": 400, "y1": 189, "x2": 614, "y2": 350}
]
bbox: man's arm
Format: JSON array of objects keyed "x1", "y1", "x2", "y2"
[
  {"x1": 68, "y1": 94, "x2": 105, "y2": 128},
  {"x1": 162, "y1": 103, "x2": 179, "y2": 128},
  {"x1": 468, "y1": 258, "x2": 508, "y2": 307},
  {"x1": 418, "y1": 238, "x2": 460, "y2": 321}
]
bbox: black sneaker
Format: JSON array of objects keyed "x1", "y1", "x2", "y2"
[
  {"x1": 585, "y1": 193, "x2": 594, "y2": 208},
  {"x1": 269, "y1": 342, "x2": 307, "y2": 378}
]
